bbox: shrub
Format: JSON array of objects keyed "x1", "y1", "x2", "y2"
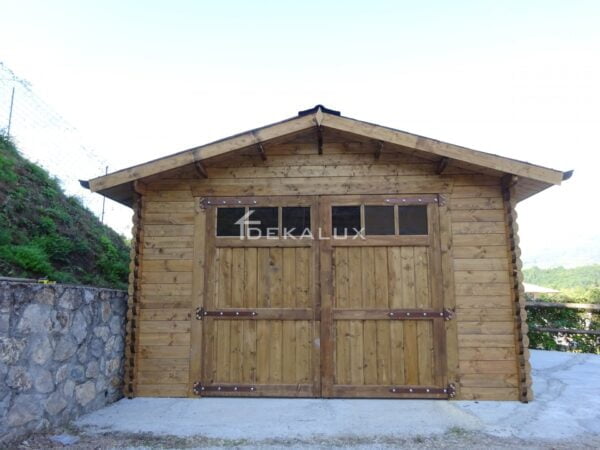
[
  {"x1": 528, "y1": 307, "x2": 600, "y2": 354},
  {"x1": 33, "y1": 235, "x2": 75, "y2": 262},
  {"x1": 0, "y1": 243, "x2": 53, "y2": 274},
  {"x1": 0, "y1": 153, "x2": 17, "y2": 183},
  {"x1": 97, "y1": 236, "x2": 129, "y2": 289}
]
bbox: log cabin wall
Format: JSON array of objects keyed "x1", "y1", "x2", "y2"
[
  {"x1": 132, "y1": 129, "x2": 524, "y2": 401},
  {"x1": 449, "y1": 185, "x2": 521, "y2": 400}
]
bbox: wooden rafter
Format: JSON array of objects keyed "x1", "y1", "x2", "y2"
[
  {"x1": 316, "y1": 126, "x2": 323, "y2": 155},
  {"x1": 194, "y1": 161, "x2": 208, "y2": 178},
  {"x1": 257, "y1": 142, "x2": 267, "y2": 161},
  {"x1": 315, "y1": 106, "x2": 324, "y2": 155},
  {"x1": 374, "y1": 141, "x2": 384, "y2": 160},
  {"x1": 436, "y1": 157, "x2": 449, "y2": 175}
]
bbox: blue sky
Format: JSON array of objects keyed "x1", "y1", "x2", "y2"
[{"x1": 1, "y1": 0, "x2": 599, "y2": 265}]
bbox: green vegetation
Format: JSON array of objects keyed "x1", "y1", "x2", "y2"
[
  {"x1": 527, "y1": 307, "x2": 599, "y2": 354},
  {"x1": 524, "y1": 265, "x2": 600, "y2": 353},
  {"x1": 0, "y1": 135, "x2": 129, "y2": 289},
  {"x1": 524, "y1": 265, "x2": 600, "y2": 304}
]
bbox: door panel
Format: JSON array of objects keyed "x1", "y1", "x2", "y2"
[
  {"x1": 195, "y1": 194, "x2": 449, "y2": 399},
  {"x1": 321, "y1": 195, "x2": 448, "y2": 398},
  {"x1": 331, "y1": 247, "x2": 437, "y2": 389},
  {"x1": 200, "y1": 197, "x2": 320, "y2": 397}
]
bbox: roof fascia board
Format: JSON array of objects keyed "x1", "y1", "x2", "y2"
[
  {"x1": 320, "y1": 113, "x2": 565, "y2": 186},
  {"x1": 90, "y1": 109, "x2": 566, "y2": 194},
  {"x1": 89, "y1": 113, "x2": 317, "y2": 192}
]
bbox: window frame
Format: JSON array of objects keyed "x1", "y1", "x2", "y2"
[
  {"x1": 328, "y1": 196, "x2": 434, "y2": 240},
  {"x1": 214, "y1": 203, "x2": 313, "y2": 240}
]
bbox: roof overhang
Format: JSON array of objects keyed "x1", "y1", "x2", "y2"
[{"x1": 85, "y1": 106, "x2": 571, "y2": 207}]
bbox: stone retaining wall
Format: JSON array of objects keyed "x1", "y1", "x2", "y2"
[{"x1": 0, "y1": 281, "x2": 127, "y2": 443}]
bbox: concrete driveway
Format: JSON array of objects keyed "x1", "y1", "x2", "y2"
[{"x1": 74, "y1": 350, "x2": 600, "y2": 447}]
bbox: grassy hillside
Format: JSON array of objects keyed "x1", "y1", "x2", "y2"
[
  {"x1": 0, "y1": 135, "x2": 129, "y2": 289},
  {"x1": 524, "y1": 265, "x2": 600, "y2": 304}
]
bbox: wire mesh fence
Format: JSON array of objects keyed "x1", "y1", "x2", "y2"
[{"x1": 0, "y1": 62, "x2": 131, "y2": 236}]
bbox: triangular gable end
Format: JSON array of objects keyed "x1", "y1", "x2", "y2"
[{"x1": 85, "y1": 106, "x2": 571, "y2": 206}]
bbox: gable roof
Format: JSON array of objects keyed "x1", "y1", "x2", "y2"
[{"x1": 85, "y1": 105, "x2": 571, "y2": 206}]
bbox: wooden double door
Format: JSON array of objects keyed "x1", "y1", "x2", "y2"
[{"x1": 194, "y1": 195, "x2": 450, "y2": 398}]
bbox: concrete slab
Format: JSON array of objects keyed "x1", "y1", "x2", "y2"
[{"x1": 76, "y1": 350, "x2": 600, "y2": 443}]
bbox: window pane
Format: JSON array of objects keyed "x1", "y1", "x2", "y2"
[
  {"x1": 248, "y1": 207, "x2": 279, "y2": 237},
  {"x1": 364, "y1": 206, "x2": 395, "y2": 235},
  {"x1": 216, "y1": 207, "x2": 245, "y2": 237},
  {"x1": 282, "y1": 207, "x2": 311, "y2": 236},
  {"x1": 398, "y1": 205, "x2": 428, "y2": 235},
  {"x1": 332, "y1": 206, "x2": 361, "y2": 236}
]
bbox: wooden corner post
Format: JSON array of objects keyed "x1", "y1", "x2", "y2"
[
  {"x1": 502, "y1": 176, "x2": 533, "y2": 402},
  {"x1": 124, "y1": 183, "x2": 145, "y2": 398}
]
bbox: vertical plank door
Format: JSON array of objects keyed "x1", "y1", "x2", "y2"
[
  {"x1": 321, "y1": 195, "x2": 451, "y2": 399},
  {"x1": 194, "y1": 196, "x2": 320, "y2": 397}
]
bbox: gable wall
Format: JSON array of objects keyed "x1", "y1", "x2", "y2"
[{"x1": 130, "y1": 132, "x2": 523, "y2": 400}]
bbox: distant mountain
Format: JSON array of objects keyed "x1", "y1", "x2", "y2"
[
  {"x1": 522, "y1": 234, "x2": 600, "y2": 269},
  {"x1": 523, "y1": 265, "x2": 600, "y2": 290}
]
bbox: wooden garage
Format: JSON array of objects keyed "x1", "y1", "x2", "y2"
[{"x1": 86, "y1": 105, "x2": 571, "y2": 402}]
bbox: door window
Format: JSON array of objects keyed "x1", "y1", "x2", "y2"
[
  {"x1": 216, "y1": 205, "x2": 311, "y2": 238},
  {"x1": 331, "y1": 204, "x2": 429, "y2": 237}
]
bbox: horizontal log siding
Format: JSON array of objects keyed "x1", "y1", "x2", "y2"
[
  {"x1": 450, "y1": 183, "x2": 519, "y2": 401},
  {"x1": 135, "y1": 188, "x2": 194, "y2": 397}
]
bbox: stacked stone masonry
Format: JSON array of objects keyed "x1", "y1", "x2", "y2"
[{"x1": 0, "y1": 281, "x2": 127, "y2": 443}]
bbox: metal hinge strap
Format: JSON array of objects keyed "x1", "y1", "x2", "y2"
[
  {"x1": 200, "y1": 197, "x2": 262, "y2": 208},
  {"x1": 196, "y1": 307, "x2": 258, "y2": 320},
  {"x1": 193, "y1": 382, "x2": 256, "y2": 395},
  {"x1": 388, "y1": 308, "x2": 454, "y2": 321},
  {"x1": 382, "y1": 195, "x2": 439, "y2": 205},
  {"x1": 389, "y1": 383, "x2": 456, "y2": 398}
]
